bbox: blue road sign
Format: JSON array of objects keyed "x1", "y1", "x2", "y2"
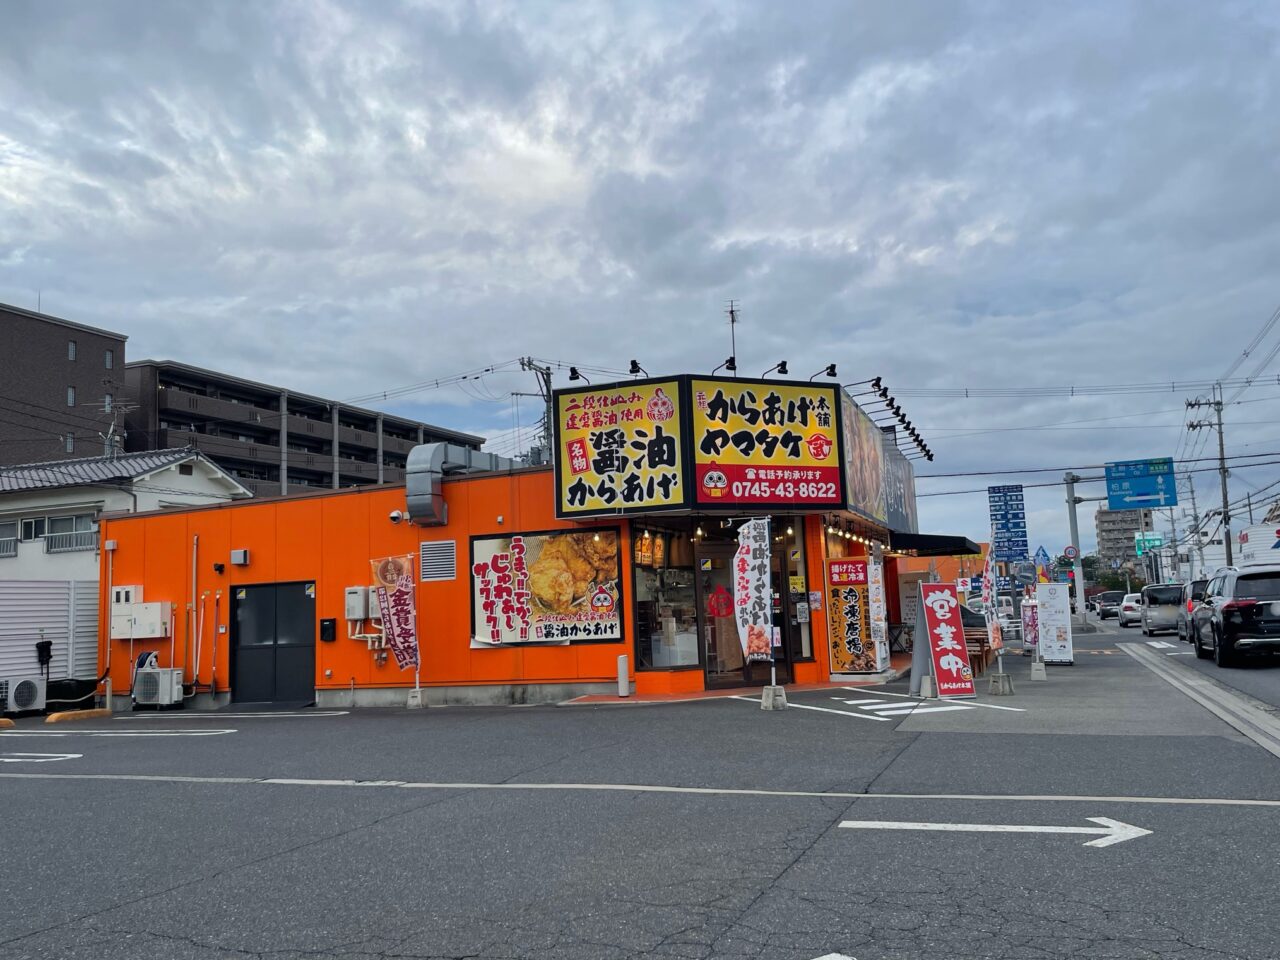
[
  {"x1": 1105, "y1": 458, "x2": 1178, "y2": 511},
  {"x1": 988, "y1": 484, "x2": 1029, "y2": 562}
]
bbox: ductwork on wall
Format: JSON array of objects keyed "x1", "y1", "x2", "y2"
[{"x1": 405, "y1": 443, "x2": 518, "y2": 526}]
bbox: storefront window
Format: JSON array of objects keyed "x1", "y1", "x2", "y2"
[{"x1": 634, "y1": 527, "x2": 700, "y2": 668}]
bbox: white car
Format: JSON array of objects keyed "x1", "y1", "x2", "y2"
[{"x1": 1118, "y1": 593, "x2": 1142, "y2": 627}]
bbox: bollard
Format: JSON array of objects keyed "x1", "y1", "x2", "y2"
[{"x1": 617, "y1": 655, "x2": 629, "y2": 697}]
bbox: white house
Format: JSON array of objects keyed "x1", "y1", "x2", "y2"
[{"x1": 0, "y1": 448, "x2": 249, "y2": 690}]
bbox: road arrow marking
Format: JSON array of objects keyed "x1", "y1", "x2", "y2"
[
  {"x1": 838, "y1": 816, "x2": 1152, "y2": 848},
  {"x1": 0, "y1": 752, "x2": 81, "y2": 763}
]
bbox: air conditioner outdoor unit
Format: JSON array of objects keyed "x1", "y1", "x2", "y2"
[
  {"x1": 0, "y1": 676, "x2": 48, "y2": 714},
  {"x1": 132, "y1": 653, "x2": 184, "y2": 708}
]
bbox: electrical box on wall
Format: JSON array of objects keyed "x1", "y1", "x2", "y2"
[
  {"x1": 109, "y1": 601, "x2": 173, "y2": 639},
  {"x1": 111, "y1": 585, "x2": 143, "y2": 607},
  {"x1": 230, "y1": 549, "x2": 250, "y2": 566},
  {"x1": 344, "y1": 586, "x2": 370, "y2": 620}
]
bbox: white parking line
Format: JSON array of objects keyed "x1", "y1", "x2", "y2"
[
  {"x1": 0, "y1": 729, "x2": 235, "y2": 737},
  {"x1": 2, "y1": 771, "x2": 1280, "y2": 809},
  {"x1": 840, "y1": 688, "x2": 1025, "y2": 712},
  {"x1": 118, "y1": 711, "x2": 348, "y2": 720},
  {"x1": 0, "y1": 753, "x2": 81, "y2": 762},
  {"x1": 729, "y1": 696, "x2": 890, "y2": 720},
  {"x1": 1146, "y1": 641, "x2": 1176, "y2": 649}
]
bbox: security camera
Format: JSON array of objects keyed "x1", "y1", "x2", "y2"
[{"x1": 389, "y1": 510, "x2": 404, "y2": 524}]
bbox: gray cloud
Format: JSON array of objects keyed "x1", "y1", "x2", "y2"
[{"x1": 3, "y1": 0, "x2": 1280, "y2": 552}]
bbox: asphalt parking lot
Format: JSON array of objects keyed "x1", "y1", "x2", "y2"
[{"x1": 3, "y1": 636, "x2": 1280, "y2": 960}]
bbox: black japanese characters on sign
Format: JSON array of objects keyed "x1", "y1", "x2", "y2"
[{"x1": 556, "y1": 381, "x2": 685, "y2": 517}]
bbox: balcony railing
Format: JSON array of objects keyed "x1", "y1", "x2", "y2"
[
  {"x1": 0, "y1": 538, "x2": 16, "y2": 559},
  {"x1": 44, "y1": 531, "x2": 98, "y2": 554}
]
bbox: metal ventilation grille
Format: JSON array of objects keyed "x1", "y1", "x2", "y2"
[
  {"x1": 419, "y1": 540, "x2": 457, "y2": 582},
  {"x1": 136, "y1": 671, "x2": 160, "y2": 704},
  {"x1": 12, "y1": 678, "x2": 40, "y2": 710},
  {"x1": 0, "y1": 679, "x2": 7, "y2": 710}
]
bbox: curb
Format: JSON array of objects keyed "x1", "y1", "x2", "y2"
[{"x1": 45, "y1": 707, "x2": 112, "y2": 725}]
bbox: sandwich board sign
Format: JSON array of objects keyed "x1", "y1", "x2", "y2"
[{"x1": 908, "y1": 582, "x2": 976, "y2": 699}]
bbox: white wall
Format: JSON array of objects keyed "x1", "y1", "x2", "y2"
[{"x1": 0, "y1": 457, "x2": 246, "y2": 582}]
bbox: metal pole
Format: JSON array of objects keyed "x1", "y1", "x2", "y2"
[
  {"x1": 1168, "y1": 508, "x2": 1178, "y2": 582},
  {"x1": 1215, "y1": 387, "x2": 1233, "y2": 566},
  {"x1": 1248, "y1": 492, "x2": 1255, "y2": 523},
  {"x1": 1064, "y1": 473, "x2": 1087, "y2": 625},
  {"x1": 1189, "y1": 479, "x2": 1205, "y2": 573}
]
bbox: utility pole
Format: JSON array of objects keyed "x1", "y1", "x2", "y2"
[
  {"x1": 1247, "y1": 491, "x2": 1255, "y2": 523},
  {"x1": 1167, "y1": 508, "x2": 1179, "y2": 583},
  {"x1": 519, "y1": 357, "x2": 555, "y2": 453},
  {"x1": 1064, "y1": 472, "x2": 1103, "y2": 625},
  {"x1": 1187, "y1": 478, "x2": 1205, "y2": 575},
  {"x1": 1187, "y1": 385, "x2": 1232, "y2": 565}
]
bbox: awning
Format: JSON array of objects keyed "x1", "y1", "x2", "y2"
[{"x1": 889, "y1": 532, "x2": 982, "y2": 557}]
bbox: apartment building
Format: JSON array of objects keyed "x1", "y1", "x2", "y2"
[
  {"x1": 124, "y1": 360, "x2": 483, "y2": 497},
  {"x1": 1094, "y1": 507, "x2": 1155, "y2": 570},
  {"x1": 0, "y1": 302, "x2": 127, "y2": 466}
]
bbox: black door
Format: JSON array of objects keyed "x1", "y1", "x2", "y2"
[{"x1": 232, "y1": 582, "x2": 316, "y2": 704}]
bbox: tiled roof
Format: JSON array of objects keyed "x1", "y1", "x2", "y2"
[{"x1": 0, "y1": 448, "x2": 201, "y2": 493}]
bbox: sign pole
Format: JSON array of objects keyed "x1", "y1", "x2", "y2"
[{"x1": 1064, "y1": 473, "x2": 1088, "y2": 628}]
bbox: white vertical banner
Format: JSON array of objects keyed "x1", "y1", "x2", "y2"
[
  {"x1": 869, "y1": 544, "x2": 889, "y2": 671},
  {"x1": 1035, "y1": 582, "x2": 1074, "y2": 664},
  {"x1": 734, "y1": 518, "x2": 773, "y2": 662}
]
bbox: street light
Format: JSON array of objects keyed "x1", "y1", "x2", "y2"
[{"x1": 761, "y1": 360, "x2": 789, "y2": 378}]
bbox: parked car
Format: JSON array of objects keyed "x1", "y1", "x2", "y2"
[
  {"x1": 1191, "y1": 565, "x2": 1280, "y2": 667},
  {"x1": 1095, "y1": 590, "x2": 1125, "y2": 619},
  {"x1": 1140, "y1": 583, "x2": 1183, "y2": 636},
  {"x1": 1118, "y1": 593, "x2": 1142, "y2": 627},
  {"x1": 1176, "y1": 579, "x2": 1208, "y2": 641}
]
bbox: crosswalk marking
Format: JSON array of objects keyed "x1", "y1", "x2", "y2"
[{"x1": 1147, "y1": 640, "x2": 1176, "y2": 649}]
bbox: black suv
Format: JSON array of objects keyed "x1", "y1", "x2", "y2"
[
  {"x1": 1191, "y1": 566, "x2": 1280, "y2": 667},
  {"x1": 1095, "y1": 590, "x2": 1124, "y2": 620}
]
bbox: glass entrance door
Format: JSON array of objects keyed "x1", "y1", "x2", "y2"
[{"x1": 695, "y1": 542, "x2": 792, "y2": 688}]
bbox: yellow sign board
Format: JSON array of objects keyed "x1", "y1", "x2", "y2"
[
  {"x1": 689, "y1": 378, "x2": 842, "y2": 507},
  {"x1": 555, "y1": 380, "x2": 683, "y2": 517}
]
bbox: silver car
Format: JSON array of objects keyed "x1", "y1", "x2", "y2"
[{"x1": 1141, "y1": 583, "x2": 1183, "y2": 636}]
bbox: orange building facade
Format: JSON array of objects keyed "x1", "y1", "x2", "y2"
[
  {"x1": 97, "y1": 374, "x2": 954, "y2": 708},
  {"x1": 98, "y1": 467, "x2": 900, "y2": 707}
]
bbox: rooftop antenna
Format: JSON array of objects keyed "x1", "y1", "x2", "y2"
[{"x1": 725, "y1": 300, "x2": 740, "y2": 379}]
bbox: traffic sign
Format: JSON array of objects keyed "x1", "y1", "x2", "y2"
[
  {"x1": 989, "y1": 484, "x2": 1029, "y2": 562},
  {"x1": 1134, "y1": 533, "x2": 1164, "y2": 557},
  {"x1": 1105, "y1": 458, "x2": 1178, "y2": 511},
  {"x1": 1063, "y1": 544, "x2": 1079, "y2": 560}
]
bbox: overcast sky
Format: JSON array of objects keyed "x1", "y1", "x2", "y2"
[{"x1": 4, "y1": 0, "x2": 1280, "y2": 556}]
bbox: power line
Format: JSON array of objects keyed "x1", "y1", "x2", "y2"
[
  {"x1": 917, "y1": 458, "x2": 1280, "y2": 498},
  {"x1": 917, "y1": 450, "x2": 1280, "y2": 479}
]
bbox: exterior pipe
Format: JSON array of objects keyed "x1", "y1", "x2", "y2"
[
  {"x1": 189, "y1": 535, "x2": 198, "y2": 684},
  {"x1": 211, "y1": 591, "x2": 221, "y2": 695}
]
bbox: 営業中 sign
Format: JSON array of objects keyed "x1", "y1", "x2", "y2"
[{"x1": 918, "y1": 583, "x2": 976, "y2": 698}]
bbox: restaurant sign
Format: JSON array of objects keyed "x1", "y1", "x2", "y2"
[
  {"x1": 918, "y1": 583, "x2": 976, "y2": 698},
  {"x1": 841, "y1": 392, "x2": 886, "y2": 523},
  {"x1": 690, "y1": 377, "x2": 843, "y2": 508},
  {"x1": 555, "y1": 380, "x2": 684, "y2": 517},
  {"x1": 471, "y1": 530, "x2": 622, "y2": 646},
  {"x1": 826, "y1": 557, "x2": 878, "y2": 674}
]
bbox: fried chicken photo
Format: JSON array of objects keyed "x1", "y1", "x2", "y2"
[
  {"x1": 745, "y1": 623, "x2": 771, "y2": 656},
  {"x1": 527, "y1": 532, "x2": 618, "y2": 615}
]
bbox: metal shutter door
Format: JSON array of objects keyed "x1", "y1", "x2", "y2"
[
  {"x1": 72, "y1": 581, "x2": 99, "y2": 680},
  {"x1": 0, "y1": 580, "x2": 72, "y2": 680}
]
